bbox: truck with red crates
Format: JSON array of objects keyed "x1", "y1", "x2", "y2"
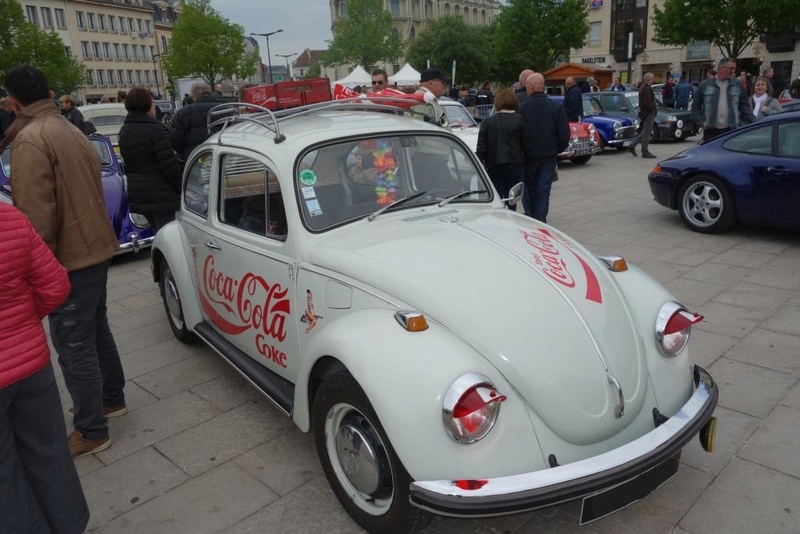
[{"x1": 242, "y1": 78, "x2": 332, "y2": 110}]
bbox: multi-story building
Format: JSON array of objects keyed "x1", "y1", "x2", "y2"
[
  {"x1": 20, "y1": 1, "x2": 75, "y2": 55},
  {"x1": 149, "y1": 0, "x2": 180, "y2": 99},
  {"x1": 323, "y1": 0, "x2": 501, "y2": 81},
  {"x1": 570, "y1": 0, "x2": 799, "y2": 90}
]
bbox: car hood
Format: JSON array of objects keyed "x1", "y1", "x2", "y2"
[
  {"x1": 309, "y1": 209, "x2": 649, "y2": 444},
  {"x1": 584, "y1": 114, "x2": 633, "y2": 126},
  {"x1": 451, "y1": 127, "x2": 479, "y2": 152}
]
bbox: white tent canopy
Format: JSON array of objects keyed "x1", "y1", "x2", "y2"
[
  {"x1": 333, "y1": 66, "x2": 372, "y2": 88},
  {"x1": 389, "y1": 63, "x2": 421, "y2": 86}
]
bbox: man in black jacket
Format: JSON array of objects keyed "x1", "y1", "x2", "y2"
[
  {"x1": 519, "y1": 73, "x2": 570, "y2": 222},
  {"x1": 627, "y1": 72, "x2": 657, "y2": 158},
  {"x1": 168, "y1": 82, "x2": 218, "y2": 165},
  {"x1": 563, "y1": 76, "x2": 583, "y2": 122}
]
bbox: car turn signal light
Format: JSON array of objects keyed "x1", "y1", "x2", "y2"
[{"x1": 394, "y1": 310, "x2": 429, "y2": 332}]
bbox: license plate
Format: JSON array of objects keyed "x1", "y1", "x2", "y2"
[{"x1": 579, "y1": 453, "x2": 681, "y2": 525}]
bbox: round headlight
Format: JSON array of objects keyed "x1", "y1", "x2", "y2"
[
  {"x1": 442, "y1": 373, "x2": 506, "y2": 444},
  {"x1": 667, "y1": 115, "x2": 678, "y2": 123},
  {"x1": 613, "y1": 121, "x2": 622, "y2": 131},
  {"x1": 655, "y1": 301, "x2": 704, "y2": 357},
  {"x1": 588, "y1": 124, "x2": 596, "y2": 134},
  {"x1": 129, "y1": 212, "x2": 150, "y2": 229},
  {"x1": 677, "y1": 119, "x2": 684, "y2": 128}
]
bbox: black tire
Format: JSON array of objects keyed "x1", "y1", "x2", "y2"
[
  {"x1": 650, "y1": 125, "x2": 661, "y2": 143},
  {"x1": 160, "y1": 260, "x2": 195, "y2": 343},
  {"x1": 312, "y1": 371, "x2": 432, "y2": 534},
  {"x1": 570, "y1": 155, "x2": 592, "y2": 164},
  {"x1": 595, "y1": 135, "x2": 605, "y2": 151},
  {"x1": 678, "y1": 174, "x2": 736, "y2": 233}
]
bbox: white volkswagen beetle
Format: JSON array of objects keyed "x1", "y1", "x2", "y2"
[{"x1": 151, "y1": 100, "x2": 718, "y2": 534}]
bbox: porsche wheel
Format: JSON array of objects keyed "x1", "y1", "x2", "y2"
[
  {"x1": 312, "y1": 371, "x2": 431, "y2": 534},
  {"x1": 160, "y1": 261, "x2": 195, "y2": 343},
  {"x1": 678, "y1": 175, "x2": 736, "y2": 233}
]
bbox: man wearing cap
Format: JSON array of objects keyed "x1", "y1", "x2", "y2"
[{"x1": 418, "y1": 68, "x2": 449, "y2": 99}]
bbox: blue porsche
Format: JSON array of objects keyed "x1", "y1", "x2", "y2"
[{"x1": 648, "y1": 111, "x2": 800, "y2": 233}]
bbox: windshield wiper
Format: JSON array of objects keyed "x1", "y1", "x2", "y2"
[
  {"x1": 367, "y1": 190, "x2": 428, "y2": 221},
  {"x1": 437, "y1": 189, "x2": 488, "y2": 208}
]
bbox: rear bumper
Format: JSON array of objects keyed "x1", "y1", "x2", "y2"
[{"x1": 409, "y1": 365, "x2": 717, "y2": 518}]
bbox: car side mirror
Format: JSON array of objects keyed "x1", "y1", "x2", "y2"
[{"x1": 502, "y1": 182, "x2": 524, "y2": 206}]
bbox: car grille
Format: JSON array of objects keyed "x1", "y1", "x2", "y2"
[
  {"x1": 570, "y1": 138, "x2": 595, "y2": 156},
  {"x1": 616, "y1": 126, "x2": 637, "y2": 139}
]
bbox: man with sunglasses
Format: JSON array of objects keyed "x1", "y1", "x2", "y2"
[{"x1": 371, "y1": 69, "x2": 389, "y2": 91}]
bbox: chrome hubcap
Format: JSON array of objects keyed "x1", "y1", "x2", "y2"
[
  {"x1": 335, "y1": 417, "x2": 381, "y2": 495},
  {"x1": 684, "y1": 181, "x2": 722, "y2": 227},
  {"x1": 165, "y1": 271, "x2": 184, "y2": 327}
]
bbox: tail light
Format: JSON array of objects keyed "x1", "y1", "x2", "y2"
[
  {"x1": 655, "y1": 301, "x2": 704, "y2": 357},
  {"x1": 443, "y1": 373, "x2": 506, "y2": 444}
]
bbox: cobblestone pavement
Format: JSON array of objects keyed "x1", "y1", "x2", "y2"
[{"x1": 61, "y1": 140, "x2": 800, "y2": 533}]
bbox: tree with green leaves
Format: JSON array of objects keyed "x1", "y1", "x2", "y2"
[
  {"x1": 405, "y1": 17, "x2": 492, "y2": 86},
  {"x1": 324, "y1": 0, "x2": 403, "y2": 70},
  {"x1": 304, "y1": 64, "x2": 322, "y2": 79},
  {"x1": 652, "y1": 0, "x2": 800, "y2": 59},
  {"x1": 0, "y1": 0, "x2": 86, "y2": 96},
  {"x1": 162, "y1": 0, "x2": 257, "y2": 87},
  {"x1": 494, "y1": 0, "x2": 589, "y2": 75}
]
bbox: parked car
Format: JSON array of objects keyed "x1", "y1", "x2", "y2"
[
  {"x1": 597, "y1": 91, "x2": 698, "y2": 142},
  {"x1": 0, "y1": 134, "x2": 154, "y2": 253},
  {"x1": 439, "y1": 97, "x2": 480, "y2": 153},
  {"x1": 779, "y1": 99, "x2": 800, "y2": 113},
  {"x1": 560, "y1": 120, "x2": 598, "y2": 164},
  {"x1": 77, "y1": 103, "x2": 128, "y2": 161},
  {"x1": 154, "y1": 99, "x2": 175, "y2": 126},
  {"x1": 549, "y1": 95, "x2": 638, "y2": 150},
  {"x1": 648, "y1": 110, "x2": 800, "y2": 233},
  {"x1": 151, "y1": 100, "x2": 718, "y2": 533}
]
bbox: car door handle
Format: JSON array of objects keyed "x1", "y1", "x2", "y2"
[
  {"x1": 204, "y1": 240, "x2": 221, "y2": 250},
  {"x1": 767, "y1": 166, "x2": 787, "y2": 174}
]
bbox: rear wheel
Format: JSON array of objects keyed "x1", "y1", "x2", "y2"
[
  {"x1": 678, "y1": 174, "x2": 736, "y2": 233},
  {"x1": 160, "y1": 260, "x2": 195, "y2": 343},
  {"x1": 312, "y1": 371, "x2": 431, "y2": 534}
]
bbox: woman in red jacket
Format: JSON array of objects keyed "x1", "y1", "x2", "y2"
[{"x1": 0, "y1": 203, "x2": 89, "y2": 533}]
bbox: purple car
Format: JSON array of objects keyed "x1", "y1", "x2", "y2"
[{"x1": 0, "y1": 134, "x2": 154, "y2": 253}]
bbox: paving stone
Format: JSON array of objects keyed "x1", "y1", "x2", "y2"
[
  {"x1": 664, "y1": 277, "x2": 726, "y2": 309},
  {"x1": 681, "y1": 458, "x2": 800, "y2": 534},
  {"x1": 708, "y1": 358, "x2": 797, "y2": 418},
  {"x1": 681, "y1": 262, "x2": 753, "y2": 285},
  {"x1": 680, "y1": 406, "x2": 761, "y2": 476},
  {"x1": 222, "y1": 476, "x2": 358, "y2": 534},
  {"x1": 190, "y1": 371, "x2": 263, "y2": 412},
  {"x1": 112, "y1": 319, "x2": 175, "y2": 356},
  {"x1": 685, "y1": 329, "x2": 736, "y2": 370},
  {"x1": 109, "y1": 301, "x2": 169, "y2": 331},
  {"x1": 673, "y1": 233, "x2": 743, "y2": 253},
  {"x1": 118, "y1": 338, "x2": 203, "y2": 379},
  {"x1": 743, "y1": 265, "x2": 800, "y2": 290},
  {"x1": 740, "y1": 404, "x2": 800, "y2": 479},
  {"x1": 106, "y1": 267, "x2": 151, "y2": 289},
  {"x1": 156, "y1": 399, "x2": 291, "y2": 477},
  {"x1": 132, "y1": 349, "x2": 231, "y2": 399},
  {"x1": 689, "y1": 301, "x2": 768, "y2": 339},
  {"x1": 96, "y1": 462, "x2": 275, "y2": 534},
  {"x1": 782, "y1": 381, "x2": 800, "y2": 410},
  {"x1": 481, "y1": 507, "x2": 595, "y2": 533},
  {"x1": 234, "y1": 428, "x2": 321, "y2": 496},
  {"x1": 82, "y1": 447, "x2": 189, "y2": 530},
  {"x1": 708, "y1": 247, "x2": 776, "y2": 269},
  {"x1": 724, "y1": 328, "x2": 800, "y2": 376},
  {"x1": 734, "y1": 235, "x2": 794, "y2": 255},
  {"x1": 94, "y1": 391, "x2": 221, "y2": 465},
  {"x1": 655, "y1": 247, "x2": 720, "y2": 268},
  {"x1": 759, "y1": 301, "x2": 800, "y2": 337},
  {"x1": 107, "y1": 283, "x2": 146, "y2": 303},
  {"x1": 711, "y1": 282, "x2": 791, "y2": 312},
  {"x1": 114, "y1": 288, "x2": 161, "y2": 312},
  {"x1": 765, "y1": 246, "x2": 800, "y2": 270},
  {"x1": 633, "y1": 260, "x2": 692, "y2": 285}
]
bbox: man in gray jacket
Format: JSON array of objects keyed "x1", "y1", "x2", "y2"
[{"x1": 692, "y1": 58, "x2": 755, "y2": 142}]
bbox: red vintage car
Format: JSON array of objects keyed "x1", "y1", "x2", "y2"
[{"x1": 559, "y1": 121, "x2": 599, "y2": 164}]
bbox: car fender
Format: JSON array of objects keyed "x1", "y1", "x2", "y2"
[
  {"x1": 151, "y1": 221, "x2": 204, "y2": 332},
  {"x1": 293, "y1": 307, "x2": 544, "y2": 479}
]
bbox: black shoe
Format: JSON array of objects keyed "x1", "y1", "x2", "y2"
[
  {"x1": 627, "y1": 145, "x2": 637, "y2": 156},
  {"x1": 642, "y1": 152, "x2": 657, "y2": 159}
]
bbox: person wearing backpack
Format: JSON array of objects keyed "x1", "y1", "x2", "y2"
[{"x1": 661, "y1": 74, "x2": 676, "y2": 107}]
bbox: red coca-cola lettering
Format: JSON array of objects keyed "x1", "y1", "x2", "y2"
[
  {"x1": 238, "y1": 273, "x2": 290, "y2": 342},
  {"x1": 520, "y1": 229, "x2": 576, "y2": 288},
  {"x1": 256, "y1": 334, "x2": 288, "y2": 368},
  {"x1": 203, "y1": 255, "x2": 237, "y2": 312}
]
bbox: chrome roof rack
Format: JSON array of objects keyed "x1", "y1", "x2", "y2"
[{"x1": 207, "y1": 103, "x2": 286, "y2": 144}]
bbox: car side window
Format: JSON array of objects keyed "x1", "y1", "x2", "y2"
[
  {"x1": 777, "y1": 123, "x2": 800, "y2": 157},
  {"x1": 722, "y1": 125, "x2": 773, "y2": 155},
  {"x1": 184, "y1": 151, "x2": 213, "y2": 217},
  {"x1": 219, "y1": 154, "x2": 287, "y2": 240},
  {"x1": 601, "y1": 95, "x2": 621, "y2": 112}
]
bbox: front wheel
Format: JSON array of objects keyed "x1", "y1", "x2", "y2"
[
  {"x1": 312, "y1": 371, "x2": 431, "y2": 534},
  {"x1": 160, "y1": 260, "x2": 195, "y2": 343},
  {"x1": 678, "y1": 175, "x2": 736, "y2": 233},
  {"x1": 570, "y1": 155, "x2": 592, "y2": 164}
]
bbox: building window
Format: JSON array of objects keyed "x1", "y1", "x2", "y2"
[
  {"x1": 41, "y1": 7, "x2": 53, "y2": 28},
  {"x1": 589, "y1": 22, "x2": 602, "y2": 45},
  {"x1": 87, "y1": 69, "x2": 95, "y2": 85},
  {"x1": 133, "y1": 46, "x2": 139, "y2": 60},
  {"x1": 126, "y1": 70, "x2": 134, "y2": 84},
  {"x1": 92, "y1": 42, "x2": 101, "y2": 59},
  {"x1": 390, "y1": 0, "x2": 400, "y2": 16},
  {"x1": 117, "y1": 70, "x2": 124, "y2": 84},
  {"x1": 114, "y1": 43, "x2": 121, "y2": 60},
  {"x1": 98, "y1": 70, "x2": 106, "y2": 85},
  {"x1": 141, "y1": 45, "x2": 148, "y2": 60},
  {"x1": 88, "y1": 12, "x2": 96, "y2": 31},
  {"x1": 136, "y1": 70, "x2": 142, "y2": 84},
  {"x1": 160, "y1": 35, "x2": 168, "y2": 51},
  {"x1": 137, "y1": 19, "x2": 143, "y2": 33},
  {"x1": 81, "y1": 41, "x2": 91, "y2": 59},
  {"x1": 103, "y1": 42, "x2": 111, "y2": 59},
  {"x1": 146, "y1": 20, "x2": 152, "y2": 35},
  {"x1": 109, "y1": 15, "x2": 116, "y2": 33},
  {"x1": 76, "y1": 11, "x2": 85, "y2": 30},
  {"x1": 123, "y1": 44, "x2": 130, "y2": 60},
  {"x1": 99, "y1": 14, "x2": 107, "y2": 31},
  {"x1": 149, "y1": 45, "x2": 156, "y2": 58},
  {"x1": 128, "y1": 18, "x2": 135, "y2": 32},
  {"x1": 108, "y1": 70, "x2": 115, "y2": 85},
  {"x1": 119, "y1": 16, "x2": 127, "y2": 34},
  {"x1": 55, "y1": 8, "x2": 66, "y2": 29},
  {"x1": 26, "y1": 6, "x2": 40, "y2": 26},
  {"x1": 145, "y1": 70, "x2": 151, "y2": 84}
]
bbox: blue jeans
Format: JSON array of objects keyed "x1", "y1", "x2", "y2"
[
  {"x1": 487, "y1": 162, "x2": 524, "y2": 211},
  {"x1": 0, "y1": 363, "x2": 90, "y2": 533},
  {"x1": 523, "y1": 157, "x2": 558, "y2": 223},
  {"x1": 49, "y1": 260, "x2": 125, "y2": 441}
]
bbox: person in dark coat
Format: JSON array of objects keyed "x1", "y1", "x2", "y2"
[
  {"x1": 563, "y1": 76, "x2": 583, "y2": 122},
  {"x1": 476, "y1": 88, "x2": 532, "y2": 212},
  {"x1": 119, "y1": 87, "x2": 182, "y2": 233},
  {"x1": 168, "y1": 82, "x2": 218, "y2": 165},
  {"x1": 0, "y1": 97, "x2": 16, "y2": 138},
  {"x1": 58, "y1": 94, "x2": 88, "y2": 130},
  {"x1": 519, "y1": 73, "x2": 570, "y2": 222}
]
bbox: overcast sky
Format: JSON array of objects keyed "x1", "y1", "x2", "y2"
[{"x1": 209, "y1": 0, "x2": 333, "y2": 63}]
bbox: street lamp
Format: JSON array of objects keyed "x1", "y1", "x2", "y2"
[
  {"x1": 276, "y1": 53, "x2": 298, "y2": 81},
  {"x1": 152, "y1": 53, "x2": 162, "y2": 99},
  {"x1": 251, "y1": 30, "x2": 283, "y2": 84}
]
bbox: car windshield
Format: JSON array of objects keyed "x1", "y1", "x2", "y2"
[
  {"x1": 1, "y1": 139, "x2": 111, "y2": 176},
  {"x1": 583, "y1": 98, "x2": 604, "y2": 115},
  {"x1": 441, "y1": 104, "x2": 478, "y2": 129},
  {"x1": 90, "y1": 115, "x2": 126, "y2": 127},
  {"x1": 296, "y1": 134, "x2": 490, "y2": 231},
  {"x1": 626, "y1": 93, "x2": 640, "y2": 108}
]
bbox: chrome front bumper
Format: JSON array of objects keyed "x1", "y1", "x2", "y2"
[{"x1": 409, "y1": 365, "x2": 718, "y2": 518}]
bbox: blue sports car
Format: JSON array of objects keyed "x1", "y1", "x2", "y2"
[
  {"x1": 648, "y1": 111, "x2": 800, "y2": 233},
  {"x1": 1, "y1": 134, "x2": 154, "y2": 253},
  {"x1": 549, "y1": 95, "x2": 638, "y2": 150}
]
